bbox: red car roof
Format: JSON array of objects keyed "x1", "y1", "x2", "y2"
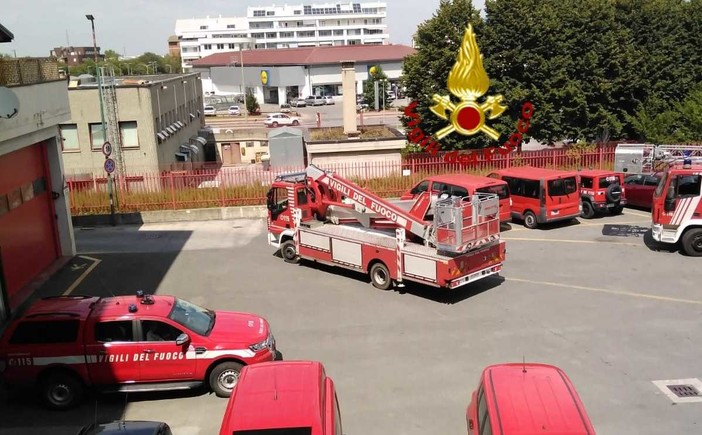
[
  {"x1": 422, "y1": 174, "x2": 507, "y2": 188},
  {"x1": 91, "y1": 295, "x2": 176, "y2": 319},
  {"x1": 576, "y1": 169, "x2": 621, "y2": 177},
  {"x1": 21, "y1": 295, "x2": 101, "y2": 321},
  {"x1": 225, "y1": 361, "x2": 326, "y2": 431},
  {"x1": 484, "y1": 363, "x2": 595, "y2": 434},
  {"x1": 490, "y1": 166, "x2": 579, "y2": 180}
]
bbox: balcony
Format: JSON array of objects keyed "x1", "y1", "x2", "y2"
[{"x1": 0, "y1": 57, "x2": 65, "y2": 88}]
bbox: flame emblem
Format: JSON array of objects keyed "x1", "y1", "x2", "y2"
[{"x1": 430, "y1": 25, "x2": 507, "y2": 141}]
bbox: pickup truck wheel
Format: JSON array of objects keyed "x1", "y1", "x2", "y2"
[
  {"x1": 281, "y1": 240, "x2": 299, "y2": 264},
  {"x1": 581, "y1": 201, "x2": 596, "y2": 219},
  {"x1": 209, "y1": 361, "x2": 244, "y2": 398},
  {"x1": 523, "y1": 211, "x2": 538, "y2": 229},
  {"x1": 370, "y1": 262, "x2": 392, "y2": 290},
  {"x1": 41, "y1": 371, "x2": 84, "y2": 410},
  {"x1": 610, "y1": 204, "x2": 624, "y2": 215},
  {"x1": 681, "y1": 228, "x2": 702, "y2": 257}
]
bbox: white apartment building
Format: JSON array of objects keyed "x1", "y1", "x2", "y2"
[{"x1": 175, "y1": 1, "x2": 388, "y2": 70}]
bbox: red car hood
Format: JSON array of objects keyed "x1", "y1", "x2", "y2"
[{"x1": 208, "y1": 311, "x2": 269, "y2": 345}]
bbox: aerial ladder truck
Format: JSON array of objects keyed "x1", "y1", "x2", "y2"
[{"x1": 266, "y1": 164, "x2": 505, "y2": 290}]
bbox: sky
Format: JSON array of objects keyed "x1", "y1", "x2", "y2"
[{"x1": 0, "y1": 0, "x2": 485, "y2": 57}]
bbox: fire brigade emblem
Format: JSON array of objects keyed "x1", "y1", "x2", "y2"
[{"x1": 430, "y1": 24, "x2": 507, "y2": 141}]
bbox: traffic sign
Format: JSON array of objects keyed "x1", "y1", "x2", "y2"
[
  {"x1": 102, "y1": 141, "x2": 112, "y2": 157},
  {"x1": 104, "y1": 158, "x2": 116, "y2": 174}
]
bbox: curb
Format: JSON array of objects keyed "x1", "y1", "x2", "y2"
[{"x1": 72, "y1": 205, "x2": 267, "y2": 227}]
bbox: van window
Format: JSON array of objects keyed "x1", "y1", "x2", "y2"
[
  {"x1": 410, "y1": 180, "x2": 430, "y2": 195},
  {"x1": 476, "y1": 184, "x2": 509, "y2": 199},
  {"x1": 504, "y1": 176, "x2": 540, "y2": 199},
  {"x1": 450, "y1": 185, "x2": 469, "y2": 197},
  {"x1": 477, "y1": 387, "x2": 492, "y2": 435},
  {"x1": 9, "y1": 319, "x2": 80, "y2": 344},
  {"x1": 547, "y1": 177, "x2": 577, "y2": 196},
  {"x1": 580, "y1": 177, "x2": 594, "y2": 189},
  {"x1": 598, "y1": 175, "x2": 620, "y2": 189},
  {"x1": 676, "y1": 175, "x2": 701, "y2": 197},
  {"x1": 432, "y1": 182, "x2": 449, "y2": 194}
]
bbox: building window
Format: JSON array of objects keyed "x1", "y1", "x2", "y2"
[
  {"x1": 253, "y1": 10, "x2": 265, "y2": 17},
  {"x1": 266, "y1": 11, "x2": 274, "y2": 16},
  {"x1": 203, "y1": 44, "x2": 212, "y2": 50},
  {"x1": 216, "y1": 44, "x2": 224, "y2": 49},
  {"x1": 227, "y1": 24, "x2": 236, "y2": 29},
  {"x1": 228, "y1": 43, "x2": 236, "y2": 49},
  {"x1": 89, "y1": 123, "x2": 105, "y2": 150},
  {"x1": 119, "y1": 121, "x2": 139, "y2": 148},
  {"x1": 200, "y1": 25, "x2": 208, "y2": 30},
  {"x1": 59, "y1": 124, "x2": 80, "y2": 152},
  {"x1": 266, "y1": 32, "x2": 276, "y2": 38},
  {"x1": 246, "y1": 141, "x2": 254, "y2": 147}
]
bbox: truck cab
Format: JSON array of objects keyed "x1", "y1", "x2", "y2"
[
  {"x1": 219, "y1": 360, "x2": 342, "y2": 435},
  {"x1": 651, "y1": 162, "x2": 702, "y2": 256}
]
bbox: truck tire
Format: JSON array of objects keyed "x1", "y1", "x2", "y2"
[
  {"x1": 523, "y1": 211, "x2": 538, "y2": 229},
  {"x1": 369, "y1": 262, "x2": 392, "y2": 290},
  {"x1": 581, "y1": 201, "x2": 596, "y2": 219},
  {"x1": 681, "y1": 228, "x2": 702, "y2": 257},
  {"x1": 209, "y1": 361, "x2": 244, "y2": 398},
  {"x1": 41, "y1": 371, "x2": 84, "y2": 410},
  {"x1": 606, "y1": 184, "x2": 622, "y2": 202},
  {"x1": 280, "y1": 240, "x2": 299, "y2": 264},
  {"x1": 611, "y1": 204, "x2": 624, "y2": 215}
]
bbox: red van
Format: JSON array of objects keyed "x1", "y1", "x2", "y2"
[
  {"x1": 401, "y1": 174, "x2": 512, "y2": 223},
  {"x1": 488, "y1": 166, "x2": 581, "y2": 228},
  {"x1": 467, "y1": 363, "x2": 596, "y2": 435},
  {"x1": 219, "y1": 360, "x2": 342, "y2": 435}
]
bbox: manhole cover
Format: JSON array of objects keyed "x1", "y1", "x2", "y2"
[{"x1": 667, "y1": 385, "x2": 700, "y2": 397}]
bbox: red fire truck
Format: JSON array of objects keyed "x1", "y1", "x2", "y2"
[{"x1": 266, "y1": 165, "x2": 506, "y2": 290}]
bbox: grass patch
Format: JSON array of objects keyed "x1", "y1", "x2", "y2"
[{"x1": 309, "y1": 125, "x2": 396, "y2": 141}]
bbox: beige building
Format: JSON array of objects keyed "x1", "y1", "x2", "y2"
[
  {"x1": 60, "y1": 72, "x2": 207, "y2": 176},
  {"x1": 213, "y1": 128, "x2": 270, "y2": 165}
]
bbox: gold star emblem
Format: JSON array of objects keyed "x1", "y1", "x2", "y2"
[{"x1": 430, "y1": 25, "x2": 507, "y2": 141}]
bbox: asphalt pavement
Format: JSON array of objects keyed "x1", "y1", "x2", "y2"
[{"x1": 1, "y1": 210, "x2": 701, "y2": 435}]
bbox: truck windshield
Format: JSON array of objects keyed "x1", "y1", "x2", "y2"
[
  {"x1": 653, "y1": 172, "x2": 668, "y2": 198},
  {"x1": 168, "y1": 298, "x2": 215, "y2": 336}
]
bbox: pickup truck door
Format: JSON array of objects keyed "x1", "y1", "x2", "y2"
[
  {"x1": 85, "y1": 319, "x2": 141, "y2": 384},
  {"x1": 136, "y1": 319, "x2": 196, "y2": 382}
]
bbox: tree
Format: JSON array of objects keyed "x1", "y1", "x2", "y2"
[
  {"x1": 629, "y1": 84, "x2": 702, "y2": 143},
  {"x1": 363, "y1": 65, "x2": 393, "y2": 110},
  {"x1": 245, "y1": 89, "x2": 260, "y2": 115},
  {"x1": 67, "y1": 50, "x2": 182, "y2": 76},
  {"x1": 399, "y1": 0, "x2": 492, "y2": 151}
]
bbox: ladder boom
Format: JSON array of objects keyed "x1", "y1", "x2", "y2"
[{"x1": 305, "y1": 164, "x2": 431, "y2": 240}]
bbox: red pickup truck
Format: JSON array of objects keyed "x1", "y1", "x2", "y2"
[{"x1": 0, "y1": 292, "x2": 276, "y2": 410}]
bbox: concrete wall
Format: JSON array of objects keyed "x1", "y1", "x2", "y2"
[
  {"x1": 213, "y1": 128, "x2": 270, "y2": 164},
  {"x1": 60, "y1": 74, "x2": 204, "y2": 175}
]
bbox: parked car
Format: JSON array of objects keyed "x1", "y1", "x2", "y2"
[
  {"x1": 264, "y1": 113, "x2": 301, "y2": 127},
  {"x1": 305, "y1": 95, "x2": 326, "y2": 106},
  {"x1": 280, "y1": 103, "x2": 292, "y2": 113},
  {"x1": 624, "y1": 173, "x2": 662, "y2": 209},
  {"x1": 401, "y1": 174, "x2": 512, "y2": 223},
  {"x1": 203, "y1": 105, "x2": 217, "y2": 116},
  {"x1": 466, "y1": 363, "x2": 596, "y2": 435},
  {"x1": 228, "y1": 105, "x2": 241, "y2": 116},
  {"x1": 0, "y1": 292, "x2": 276, "y2": 410},
  {"x1": 290, "y1": 98, "x2": 307, "y2": 108},
  {"x1": 488, "y1": 166, "x2": 581, "y2": 229},
  {"x1": 578, "y1": 169, "x2": 626, "y2": 218},
  {"x1": 324, "y1": 95, "x2": 335, "y2": 105},
  {"x1": 219, "y1": 361, "x2": 342, "y2": 435},
  {"x1": 77, "y1": 421, "x2": 172, "y2": 435}
]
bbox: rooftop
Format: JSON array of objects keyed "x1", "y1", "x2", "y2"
[
  {"x1": 0, "y1": 23, "x2": 13, "y2": 43},
  {"x1": 191, "y1": 44, "x2": 415, "y2": 68},
  {"x1": 68, "y1": 72, "x2": 200, "y2": 90}
]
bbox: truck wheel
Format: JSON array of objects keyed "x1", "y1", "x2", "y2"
[
  {"x1": 523, "y1": 212, "x2": 538, "y2": 229},
  {"x1": 41, "y1": 371, "x2": 84, "y2": 410},
  {"x1": 370, "y1": 262, "x2": 392, "y2": 290},
  {"x1": 681, "y1": 228, "x2": 702, "y2": 257},
  {"x1": 280, "y1": 240, "x2": 299, "y2": 264},
  {"x1": 209, "y1": 361, "x2": 244, "y2": 398},
  {"x1": 581, "y1": 201, "x2": 596, "y2": 219}
]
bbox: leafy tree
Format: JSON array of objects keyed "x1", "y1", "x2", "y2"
[
  {"x1": 629, "y1": 84, "x2": 702, "y2": 143},
  {"x1": 399, "y1": 0, "x2": 493, "y2": 151},
  {"x1": 245, "y1": 89, "x2": 260, "y2": 115},
  {"x1": 67, "y1": 50, "x2": 182, "y2": 76},
  {"x1": 363, "y1": 65, "x2": 392, "y2": 110}
]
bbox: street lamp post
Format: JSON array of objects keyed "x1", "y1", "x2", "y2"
[
  {"x1": 86, "y1": 14, "x2": 115, "y2": 226},
  {"x1": 239, "y1": 45, "x2": 248, "y2": 122}
]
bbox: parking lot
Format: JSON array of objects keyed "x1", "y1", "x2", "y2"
[{"x1": 1, "y1": 209, "x2": 701, "y2": 435}]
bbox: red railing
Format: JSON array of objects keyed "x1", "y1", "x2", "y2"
[{"x1": 67, "y1": 146, "x2": 616, "y2": 215}]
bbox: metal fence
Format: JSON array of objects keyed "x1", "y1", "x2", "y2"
[{"x1": 67, "y1": 146, "x2": 616, "y2": 215}]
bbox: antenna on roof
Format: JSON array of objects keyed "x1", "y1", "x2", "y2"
[{"x1": 522, "y1": 355, "x2": 527, "y2": 373}]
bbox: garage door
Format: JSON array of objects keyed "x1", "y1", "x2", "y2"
[{"x1": 0, "y1": 142, "x2": 59, "y2": 309}]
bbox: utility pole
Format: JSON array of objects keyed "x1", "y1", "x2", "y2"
[
  {"x1": 240, "y1": 45, "x2": 248, "y2": 122},
  {"x1": 86, "y1": 14, "x2": 115, "y2": 226}
]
